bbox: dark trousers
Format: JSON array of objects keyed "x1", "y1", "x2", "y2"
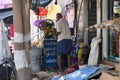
[{"x1": 0, "y1": 65, "x2": 12, "y2": 80}]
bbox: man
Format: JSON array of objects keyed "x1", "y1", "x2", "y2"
[{"x1": 56, "y1": 13, "x2": 72, "y2": 72}]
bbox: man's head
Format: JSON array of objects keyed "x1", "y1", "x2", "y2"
[{"x1": 56, "y1": 13, "x2": 63, "y2": 21}]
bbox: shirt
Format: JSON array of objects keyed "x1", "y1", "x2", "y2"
[{"x1": 56, "y1": 18, "x2": 71, "y2": 42}]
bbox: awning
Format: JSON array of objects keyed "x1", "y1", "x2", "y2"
[
  {"x1": 0, "y1": 0, "x2": 12, "y2": 9},
  {"x1": 0, "y1": 10, "x2": 13, "y2": 19},
  {"x1": 0, "y1": 9, "x2": 13, "y2": 24}
]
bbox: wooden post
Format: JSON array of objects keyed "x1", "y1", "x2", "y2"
[
  {"x1": 83, "y1": 0, "x2": 88, "y2": 43},
  {"x1": 97, "y1": 0, "x2": 102, "y2": 24},
  {"x1": 97, "y1": 0, "x2": 102, "y2": 39},
  {"x1": 118, "y1": 29, "x2": 120, "y2": 71},
  {"x1": 12, "y1": 0, "x2": 32, "y2": 80},
  {"x1": 102, "y1": 0, "x2": 109, "y2": 59},
  {"x1": 97, "y1": 0, "x2": 102, "y2": 64}
]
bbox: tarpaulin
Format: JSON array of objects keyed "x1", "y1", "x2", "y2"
[{"x1": 65, "y1": 66, "x2": 100, "y2": 80}]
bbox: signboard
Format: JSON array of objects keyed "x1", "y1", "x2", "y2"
[{"x1": 43, "y1": 38, "x2": 57, "y2": 67}]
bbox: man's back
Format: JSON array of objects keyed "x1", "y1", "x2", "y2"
[{"x1": 57, "y1": 18, "x2": 71, "y2": 42}]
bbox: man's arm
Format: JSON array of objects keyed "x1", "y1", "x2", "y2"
[
  {"x1": 56, "y1": 21, "x2": 61, "y2": 39},
  {"x1": 55, "y1": 31, "x2": 61, "y2": 40},
  {"x1": 56, "y1": 32, "x2": 61, "y2": 37}
]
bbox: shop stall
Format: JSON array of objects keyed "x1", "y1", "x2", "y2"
[
  {"x1": 51, "y1": 17, "x2": 120, "y2": 80},
  {"x1": 31, "y1": 18, "x2": 58, "y2": 70}
]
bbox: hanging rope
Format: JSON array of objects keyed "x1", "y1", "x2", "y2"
[{"x1": 85, "y1": 24, "x2": 120, "y2": 33}]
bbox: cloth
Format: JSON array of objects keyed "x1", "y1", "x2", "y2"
[
  {"x1": 10, "y1": 24, "x2": 14, "y2": 38},
  {"x1": 70, "y1": 43, "x2": 79, "y2": 66},
  {"x1": 57, "y1": 39, "x2": 72, "y2": 55},
  {"x1": 88, "y1": 37, "x2": 101, "y2": 65},
  {"x1": 78, "y1": 43, "x2": 85, "y2": 59},
  {"x1": 56, "y1": 18, "x2": 71, "y2": 42},
  {"x1": 70, "y1": 42, "x2": 89, "y2": 66},
  {"x1": 78, "y1": 49, "x2": 82, "y2": 59},
  {"x1": 0, "y1": 20, "x2": 11, "y2": 65},
  {"x1": 65, "y1": 66, "x2": 100, "y2": 80}
]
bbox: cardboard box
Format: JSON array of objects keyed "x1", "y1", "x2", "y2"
[
  {"x1": 115, "y1": 64, "x2": 120, "y2": 72},
  {"x1": 99, "y1": 72, "x2": 120, "y2": 80}
]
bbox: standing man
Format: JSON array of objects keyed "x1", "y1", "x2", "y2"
[{"x1": 56, "y1": 13, "x2": 72, "y2": 72}]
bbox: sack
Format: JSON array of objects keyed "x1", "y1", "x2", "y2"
[
  {"x1": 88, "y1": 37, "x2": 101, "y2": 65},
  {"x1": 30, "y1": 46, "x2": 42, "y2": 72}
]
